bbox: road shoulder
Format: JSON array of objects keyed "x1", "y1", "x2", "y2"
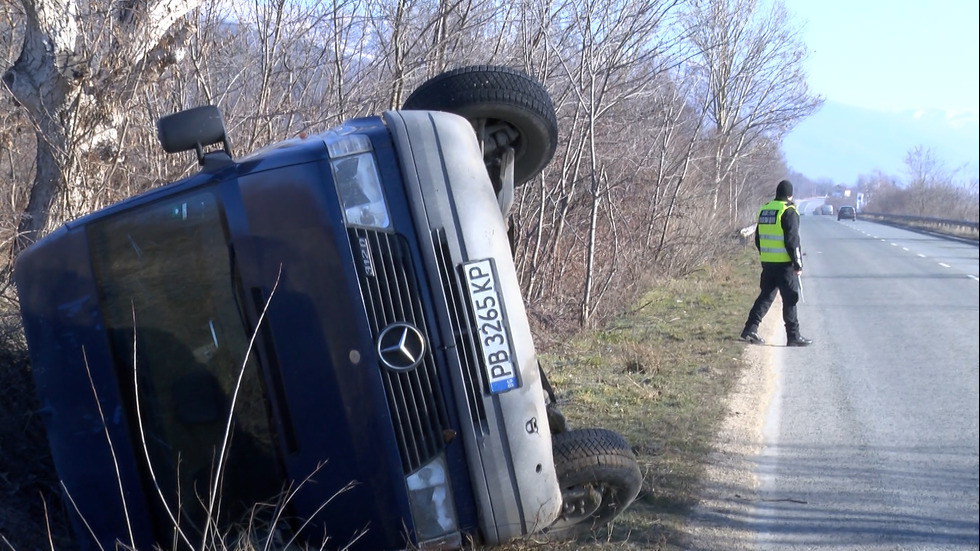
[{"x1": 680, "y1": 305, "x2": 781, "y2": 550}]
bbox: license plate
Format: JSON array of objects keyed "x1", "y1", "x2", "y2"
[{"x1": 462, "y1": 259, "x2": 519, "y2": 394}]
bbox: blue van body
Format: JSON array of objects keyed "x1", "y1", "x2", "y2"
[{"x1": 15, "y1": 111, "x2": 562, "y2": 549}]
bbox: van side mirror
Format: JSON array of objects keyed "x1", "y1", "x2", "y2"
[{"x1": 156, "y1": 105, "x2": 233, "y2": 170}]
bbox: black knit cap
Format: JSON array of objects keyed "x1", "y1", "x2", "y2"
[{"x1": 775, "y1": 179, "x2": 793, "y2": 199}]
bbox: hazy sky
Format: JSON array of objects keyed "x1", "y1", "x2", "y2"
[{"x1": 781, "y1": 0, "x2": 979, "y2": 116}]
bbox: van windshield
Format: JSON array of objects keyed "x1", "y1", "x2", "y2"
[{"x1": 88, "y1": 190, "x2": 284, "y2": 535}]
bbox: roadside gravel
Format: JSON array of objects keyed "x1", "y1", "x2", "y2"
[{"x1": 680, "y1": 308, "x2": 781, "y2": 550}]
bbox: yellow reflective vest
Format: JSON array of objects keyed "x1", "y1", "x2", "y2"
[{"x1": 756, "y1": 200, "x2": 796, "y2": 263}]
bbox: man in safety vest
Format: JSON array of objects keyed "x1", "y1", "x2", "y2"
[{"x1": 740, "y1": 180, "x2": 813, "y2": 347}]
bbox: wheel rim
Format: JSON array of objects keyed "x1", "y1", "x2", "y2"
[{"x1": 560, "y1": 483, "x2": 603, "y2": 523}]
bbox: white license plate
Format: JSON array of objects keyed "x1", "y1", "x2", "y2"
[{"x1": 462, "y1": 259, "x2": 519, "y2": 394}]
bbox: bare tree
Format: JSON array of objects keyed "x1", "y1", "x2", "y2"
[
  {"x1": 2, "y1": 0, "x2": 204, "y2": 256},
  {"x1": 510, "y1": 0, "x2": 681, "y2": 326},
  {"x1": 363, "y1": 0, "x2": 510, "y2": 109},
  {"x1": 904, "y1": 145, "x2": 949, "y2": 188},
  {"x1": 682, "y1": 0, "x2": 820, "y2": 217},
  {"x1": 898, "y1": 145, "x2": 980, "y2": 219}
]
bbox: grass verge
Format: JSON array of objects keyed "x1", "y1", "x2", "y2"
[{"x1": 508, "y1": 247, "x2": 761, "y2": 550}]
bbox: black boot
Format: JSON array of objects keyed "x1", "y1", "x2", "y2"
[
  {"x1": 786, "y1": 335, "x2": 813, "y2": 347},
  {"x1": 740, "y1": 328, "x2": 765, "y2": 345}
]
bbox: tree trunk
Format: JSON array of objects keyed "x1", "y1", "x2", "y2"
[
  {"x1": 3, "y1": 9, "x2": 78, "y2": 254},
  {"x1": 580, "y1": 171, "x2": 601, "y2": 327}
]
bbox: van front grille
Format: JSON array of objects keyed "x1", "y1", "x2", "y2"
[{"x1": 350, "y1": 228, "x2": 450, "y2": 474}]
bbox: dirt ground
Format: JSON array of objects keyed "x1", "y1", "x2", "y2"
[
  {"x1": 680, "y1": 308, "x2": 781, "y2": 551},
  {"x1": 0, "y1": 341, "x2": 77, "y2": 550}
]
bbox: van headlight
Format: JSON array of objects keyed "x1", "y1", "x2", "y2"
[
  {"x1": 406, "y1": 455, "x2": 458, "y2": 541},
  {"x1": 327, "y1": 134, "x2": 391, "y2": 230}
]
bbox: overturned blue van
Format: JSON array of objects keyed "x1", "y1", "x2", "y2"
[{"x1": 15, "y1": 66, "x2": 640, "y2": 550}]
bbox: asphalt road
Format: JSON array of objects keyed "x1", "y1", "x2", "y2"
[{"x1": 750, "y1": 215, "x2": 980, "y2": 550}]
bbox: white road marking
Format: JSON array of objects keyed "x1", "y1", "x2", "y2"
[{"x1": 938, "y1": 263, "x2": 951, "y2": 268}]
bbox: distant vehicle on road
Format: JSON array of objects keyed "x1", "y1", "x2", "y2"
[
  {"x1": 838, "y1": 205, "x2": 856, "y2": 221},
  {"x1": 818, "y1": 204, "x2": 833, "y2": 215}
]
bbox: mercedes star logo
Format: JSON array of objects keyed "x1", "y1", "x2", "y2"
[{"x1": 377, "y1": 322, "x2": 426, "y2": 372}]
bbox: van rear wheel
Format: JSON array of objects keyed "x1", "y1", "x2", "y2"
[
  {"x1": 402, "y1": 65, "x2": 558, "y2": 187},
  {"x1": 546, "y1": 428, "x2": 642, "y2": 538}
]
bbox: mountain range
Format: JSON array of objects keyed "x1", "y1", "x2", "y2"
[{"x1": 781, "y1": 100, "x2": 979, "y2": 186}]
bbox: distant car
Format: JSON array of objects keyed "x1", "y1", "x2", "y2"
[
  {"x1": 838, "y1": 205, "x2": 856, "y2": 220},
  {"x1": 818, "y1": 204, "x2": 833, "y2": 215}
]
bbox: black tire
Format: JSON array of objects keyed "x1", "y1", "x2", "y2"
[
  {"x1": 546, "y1": 428, "x2": 642, "y2": 539},
  {"x1": 402, "y1": 65, "x2": 558, "y2": 186}
]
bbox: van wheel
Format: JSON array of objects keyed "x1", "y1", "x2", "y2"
[
  {"x1": 546, "y1": 428, "x2": 642, "y2": 538},
  {"x1": 402, "y1": 65, "x2": 558, "y2": 186}
]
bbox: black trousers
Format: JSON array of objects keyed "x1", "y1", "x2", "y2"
[{"x1": 743, "y1": 263, "x2": 801, "y2": 339}]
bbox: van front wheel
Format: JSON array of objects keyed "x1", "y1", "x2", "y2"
[{"x1": 546, "y1": 428, "x2": 642, "y2": 538}]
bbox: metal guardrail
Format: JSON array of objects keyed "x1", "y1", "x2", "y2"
[
  {"x1": 859, "y1": 211, "x2": 979, "y2": 242},
  {"x1": 859, "y1": 212, "x2": 979, "y2": 230}
]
